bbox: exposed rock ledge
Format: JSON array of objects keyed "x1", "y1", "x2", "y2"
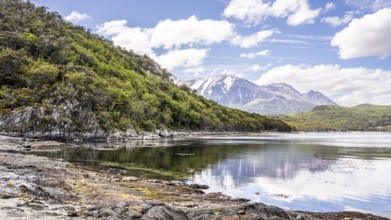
[
  {"x1": 0, "y1": 106, "x2": 274, "y2": 141},
  {"x1": 0, "y1": 135, "x2": 388, "y2": 220}
]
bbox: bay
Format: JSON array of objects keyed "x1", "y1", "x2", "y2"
[{"x1": 34, "y1": 132, "x2": 391, "y2": 218}]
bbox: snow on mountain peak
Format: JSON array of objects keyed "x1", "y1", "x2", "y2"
[{"x1": 178, "y1": 75, "x2": 337, "y2": 114}]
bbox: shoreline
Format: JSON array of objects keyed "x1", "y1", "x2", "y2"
[
  {"x1": 0, "y1": 135, "x2": 388, "y2": 219},
  {"x1": 2, "y1": 130, "x2": 390, "y2": 144}
]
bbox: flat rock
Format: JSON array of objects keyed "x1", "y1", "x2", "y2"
[{"x1": 142, "y1": 205, "x2": 187, "y2": 220}]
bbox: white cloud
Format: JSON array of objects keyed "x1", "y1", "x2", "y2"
[
  {"x1": 223, "y1": 0, "x2": 321, "y2": 26},
  {"x1": 331, "y1": 8, "x2": 391, "y2": 59},
  {"x1": 231, "y1": 30, "x2": 278, "y2": 48},
  {"x1": 65, "y1": 11, "x2": 91, "y2": 22},
  {"x1": 150, "y1": 16, "x2": 234, "y2": 49},
  {"x1": 156, "y1": 49, "x2": 209, "y2": 71},
  {"x1": 111, "y1": 28, "x2": 153, "y2": 56},
  {"x1": 97, "y1": 16, "x2": 234, "y2": 64},
  {"x1": 96, "y1": 20, "x2": 128, "y2": 36},
  {"x1": 223, "y1": 0, "x2": 270, "y2": 26},
  {"x1": 240, "y1": 49, "x2": 271, "y2": 59},
  {"x1": 220, "y1": 69, "x2": 238, "y2": 76},
  {"x1": 269, "y1": 0, "x2": 321, "y2": 26},
  {"x1": 183, "y1": 67, "x2": 206, "y2": 75},
  {"x1": 324, "y1": 2, "x2": 336, "y2": 13},
  {"x1": 97, "y1": 20, "x2": 154, "y2": 56},
  {"x1": 285, "y1": 3, "x2": 321, "y2": 26},
  {"x1": 321, "y1": 11, "x2": 354, "y2": 27},
  {"x1": 266, "y1": 38, "x2": 308, "y2": 44},
  {"x1": 249, "y1": 64, "x2": 263, "y2": 72},
  {"x1": 344, "y1": 0, "x2": 391, "y2": 11},
  {"x1": 247, "y1": 63, "x2": 272, "y2": 72},
  {"x1": 256, "y1": 64, "x2": 391, "y2": 106}
]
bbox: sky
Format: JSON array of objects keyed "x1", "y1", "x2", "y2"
[{"x1": 29, "y1": 0, "x2": 391, "y2": 106}]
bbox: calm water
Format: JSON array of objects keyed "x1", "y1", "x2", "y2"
[{"x1": 34, "y1": 133, "x2": 391, "y2": 217}]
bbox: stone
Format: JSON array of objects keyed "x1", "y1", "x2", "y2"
[
  {"x1": 141, "y1": 205, "x2": 187, "y2": 220},
  {"x1": 128, "y1": 208, "x2": 142, "y2": 218},
  {"x1": 122, "y1": 176, "x2": 139, "y2": 181},
  {"x1": 188, "y1": 183, "x2": 209, "y2": 190}
]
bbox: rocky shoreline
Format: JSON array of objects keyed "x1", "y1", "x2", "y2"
[{"x1": 0, "y1": 135, "x2": 388, "y2": 220}]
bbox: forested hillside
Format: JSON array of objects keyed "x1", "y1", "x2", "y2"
[
  {"x1": 0, "y1": 0, "x2": 290, "y2": 139},
  {"x1": 273, "y1": 105, "x2": 391, "y2": 131}
]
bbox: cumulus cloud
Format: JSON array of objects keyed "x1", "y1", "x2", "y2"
[
  {"x1": 256, "y1": 64, "x2": 391, "y2": 106},
  {"x1": 269, "y1": 0, "x2": 321, "y2": 26},
  {"x1": 231, "y1": 30, "x2": 278, "y2": 48},
  {"x1": 240, "y1": 49, "x2": 271, "y2": 59},
  {"x1": 150, "y1": 16, "x2": 234, "y2": 49},
  {"x1": 97, "y1": 20, "x2": 154, "y2": 56},
  {"x1": 97, "y1": 17, "x2": 234, "y2": 54},
  {"x1": 97, "y1": 16, "x2": 237, "y2": 70},
  {"x1": 223, "y1": 0, "x2": 270, "y2": 26},
  {"x1": 331, "y1": 8, "x2": 391, "y2": 59},
  {"x1": 321, "y1": 11, "x2": 354, "y2": 27},
  {"x1": 156, "y1": 49, "x2": 209, "y2": 71},
  {"x1": 223, "y1": 0, "x2": 321, "y2": 26},
  {"x1": 96, "y1": 20, "x2": 128, "y2": 36},
  {"x1": 65, "y1": 11, "x2": 91, "y2": 22}
]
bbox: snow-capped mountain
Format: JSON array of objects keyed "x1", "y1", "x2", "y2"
[
  {"x1": 303, "y1": 90, "x2": 337, "y2": 106},
  {"x1": 180, "y1": 75, "x2": 337, "y2": 115},
  {"x1": 182, "y1": 75, "x2": 275, "y2": 105}
]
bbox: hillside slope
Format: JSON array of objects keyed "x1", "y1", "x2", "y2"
[
  {"x1": 0, "y1": 0, "x2": 290, "y2": 139},
  {"x1": 273, "y1": 105, "x2": 391, "y2": 131}
]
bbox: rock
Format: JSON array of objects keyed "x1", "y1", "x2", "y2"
[
  {"x1": 128, "y1": 208, "x2": 143, "y2": 218},
  {"x1": 111, "y1": 178, "x2": 121, "y2": 182},
  {"x1": 141, "y1": 205, "x2": 187, "y2": 220},
  {"x1": 158, "y1": 130, "x2": 170, "y2": 138},
  {"x1": 147, "y1": 179, "x2": 162, "y2": 183},
  {"x1": 188, "y1": 183, "x2": 209, "y2": 190},
  {"x1": 67, "y1": 211, "x2": 78, "y2": 217},
  {"x1": 19, "y1": 184, "x2": 29, "y2": 193},
  {"x1": 122, "y1": 176, "x2": 139, "y2": 181},
  {"x1": 130, "y1": 205, "x2": 147, "y2": 213},
  {"x1": 97, "y1": 208, "x2": 115, "y2": 218},
  {"x1": 187, "y1": 203, "x2": 291, "y2": 220},
  {"x1": 23, "y1": 144, "x2": 32, "y2": 149},
  {"x1": 289, "y1": 212, "x2": 315, "y2": 220},
  {"x1": 166, "y1": 181, "x2": 182, "y2": 187},
  {"x1": 108, "y1": 132, "x2": 122, "y2": 140},
  {"x1": 116, "y1": 202, "x2": 128, "y2": 208}
]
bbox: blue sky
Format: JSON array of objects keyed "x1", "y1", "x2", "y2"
[{"x1": 29, "y1": 0, "x2": 391, "y2": 106}]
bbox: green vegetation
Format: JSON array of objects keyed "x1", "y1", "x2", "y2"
[
  {"x1": 274, "y1": 104, "x2": 391, "y2": 131},
  {"x1": 0, "y1": 0, "x2": 290, "y2": 137},
  {"x1": 99, "y1": 162, "x2": 190, "y2": 180}
]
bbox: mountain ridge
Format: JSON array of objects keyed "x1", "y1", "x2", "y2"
[{"x1": 180, "y1": 75, "x2": 337, "y2": 115}]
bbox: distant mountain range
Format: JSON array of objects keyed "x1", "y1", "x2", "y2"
[{"x1": 179, "y1": 75, "x2": 337, "y2": 115}]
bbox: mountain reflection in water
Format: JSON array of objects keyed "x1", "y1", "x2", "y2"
[{"x1": 34, "y1": 133, "x2": 391, "y2": 218}]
